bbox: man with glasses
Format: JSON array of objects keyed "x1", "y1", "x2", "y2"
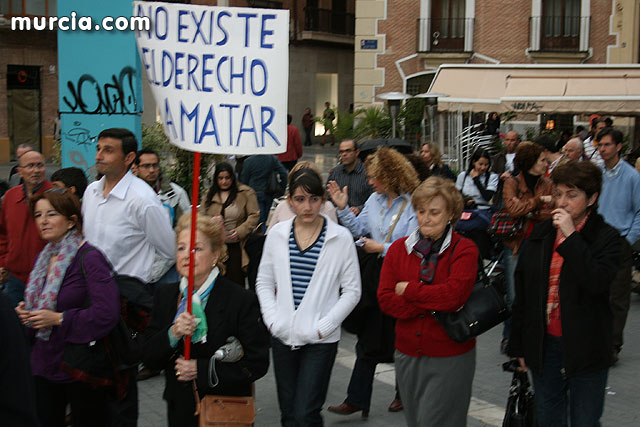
[
  {"x1": 327, "y1": 139, "x2": 372, "y2": 216},
  {"x1": 133, "y1": 149, "x2": 190, "y2": 227},
  {"x1": 0, "y1": 150, "x2": 53, "y2": 306},
  {"x1": 596, "y1": 127, "x2": 640, "y2": 364}
]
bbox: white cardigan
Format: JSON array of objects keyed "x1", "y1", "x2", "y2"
[{"x1": 256, "y1": 215, "x2": 361, "y2": 347}]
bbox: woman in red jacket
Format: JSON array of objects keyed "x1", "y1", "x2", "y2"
[{"x1": 378, "y1": 176, "x2": 479, "y2": 427}]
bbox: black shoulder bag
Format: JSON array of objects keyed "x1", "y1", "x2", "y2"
[
  {"x1": 61, "y1": 247, "x2": 142, "y2": 394},
  {"x1": 431, "y1": 239, "x2": 511, "y2": 343}
]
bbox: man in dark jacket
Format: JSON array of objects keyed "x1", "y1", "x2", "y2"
[{"x1": 240, "y1": 155, "x2": 288, "y2": 232}]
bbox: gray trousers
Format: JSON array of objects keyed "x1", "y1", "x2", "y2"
[{"x1": 395, "y1": 347, "x2": 476, "y2": 427}]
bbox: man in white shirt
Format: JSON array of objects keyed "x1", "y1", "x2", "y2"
[
  {"x1": 82, "y1": 128, "x2": 175, "y2": 426},
  {"x1": 83, "y1": 129, "x2": 175, "y2": 283}
]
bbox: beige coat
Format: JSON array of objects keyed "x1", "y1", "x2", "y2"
[{"x1": 202, "y1": 184, "x2": 260, "y2": 269}]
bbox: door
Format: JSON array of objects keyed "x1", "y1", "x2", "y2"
[{"x1": 7, "y1": 65, "x2": 42, "y2": 158}]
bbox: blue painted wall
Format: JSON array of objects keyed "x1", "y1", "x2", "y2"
[{"x1": 58, "y1": 0, "x2": 142, "y2": 178}]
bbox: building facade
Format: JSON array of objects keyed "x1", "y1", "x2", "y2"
[
  {"x1": 0, "y1": 0, "x2": 355, "y2": 164},
  {"x1": 354, "y1": 0, "x2": 640, "y2": 108}
]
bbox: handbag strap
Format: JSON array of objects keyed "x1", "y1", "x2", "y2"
[
  {"x1": 447, "y1": 236, "x2": 489, "y2": 285},
  {"x1": 384, "y1": 198, "x2": 409, "y2": 243}
]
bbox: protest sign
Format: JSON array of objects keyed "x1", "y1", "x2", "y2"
[{"x1": 134, "y1": 1, "x2": 289, "y2": 154}]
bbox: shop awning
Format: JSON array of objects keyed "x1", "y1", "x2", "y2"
[{"x1": 428, "y1": 64, "x2": 640, "y2": 115}]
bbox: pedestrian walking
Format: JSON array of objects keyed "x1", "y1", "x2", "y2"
[{"x1": 256, "y1": 168, "x2": 361, "y2": 426}]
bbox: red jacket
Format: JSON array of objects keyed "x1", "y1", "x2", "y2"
[
  {"x1": 378, "y1": 232, "x2": 478, "y2": 357},
  {"x1": 0, "y1": 181, "x2": 53, "y2": 282},
  {"x1": 277, "y1": 125, "x2": 303, "y2": 163}
]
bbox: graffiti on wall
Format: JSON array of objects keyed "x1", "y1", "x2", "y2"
[{"x1": 62, "y1": 66, "x2": 138, "y2": 114}]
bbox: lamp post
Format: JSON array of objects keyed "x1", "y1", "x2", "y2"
[
  {"x1": 377, "y1": 92, "x2": 412, "y2": 139},
  {"x1": 415, "y1": 92, "x2": 444, "y2": 145}
]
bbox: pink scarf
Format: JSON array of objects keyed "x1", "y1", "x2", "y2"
[{"x1": 24, "y1": 230, "x2": 83, "y2": 340}]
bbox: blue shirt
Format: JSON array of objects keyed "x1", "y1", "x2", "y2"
[
  {"x1": 289, "y1": 220, "x2": 327, "y2": 309},
  {"x1": 337, "y1": 192, "x2": 417, "y2": 256},
  {"x1": 598, "y1": 159, "x2": 640, "y2": 245}
]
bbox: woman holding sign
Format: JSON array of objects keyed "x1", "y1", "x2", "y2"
[{"x1": 142, "y1": 214, "x2": 269, "y2": 427}]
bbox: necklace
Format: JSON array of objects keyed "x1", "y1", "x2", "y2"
[{"x1": 295, "y1": 218, "x2": 323, "y2": 250}]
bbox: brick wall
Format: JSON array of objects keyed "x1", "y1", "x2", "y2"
[{"x1": 376, "y1": 0, "x2": 421, "y2": 96}]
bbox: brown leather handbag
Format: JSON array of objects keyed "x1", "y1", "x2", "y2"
[{"x1": 195, "y1": 382, "x2": 255, "y2": 427}]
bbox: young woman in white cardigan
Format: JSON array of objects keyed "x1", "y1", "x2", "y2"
[{"x1": 256, "y1": 168, "x2": 361, "y2": 426}]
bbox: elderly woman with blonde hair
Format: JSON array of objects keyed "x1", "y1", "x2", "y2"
[
  {"x1": 378, "y1": 176, "x2": 479, "y2": 427},
  {"x1": 266, "y1": 161, "x2": 337, "y2": 233},
  {"x1": 327, "y1": 147, "x2": 419, "y2": 418},
  {"x1": 142, "y1": 214, "x2": 270, "y2": 427}
]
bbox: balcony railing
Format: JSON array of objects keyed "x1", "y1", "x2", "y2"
[
  {"x1": 304, "y1": 7, "x2": 355, "y2": 36},
  {"x1": 417, "y1": 18, "x2": 474, "y2": 52},
  {"x1": 530, "y1": 16, "x2": 590, "y2": 51},
  {"x1": 249, "y1": 0, "x2": 283, "y2": 9}
]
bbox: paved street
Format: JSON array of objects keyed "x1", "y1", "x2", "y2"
[
  {"x1": 4, "y1": 144, "x2": 639, "y2": 426},
  {"x1": 138, "y1": 294, "x2": 640, "y2": 427}
]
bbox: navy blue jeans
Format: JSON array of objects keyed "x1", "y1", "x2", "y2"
[
  {"x1": 271, "y1": 338, "x2": 338, "y2": 427},
  {"x1": 531, "y1": 335, "x2": 608, "y2": 427}
]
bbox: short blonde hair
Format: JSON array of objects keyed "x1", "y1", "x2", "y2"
[
  {"x1": 365, "y1": 147, "x2": 419, "y2": 195},
  {"x1": 411, "y1": 176, "x2": 464, "y2": 226},
  {"x1": 175, "y1": 213, "x2": 228, "y2": 274}
]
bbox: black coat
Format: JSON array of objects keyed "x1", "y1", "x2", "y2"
[
  {"x1": 508, "y1": 214, "x2": 620, "y2": 377},
  {"x1": 142, "y1": 277, "x2": 269, "y2": 406}
]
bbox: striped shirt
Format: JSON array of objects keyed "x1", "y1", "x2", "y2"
[
  {"x1": 327, "y1": 160, "x2": 373, "y2": 211},
  {"x1": 289, "y1": 219, "x2": 327, "y2": 309}
]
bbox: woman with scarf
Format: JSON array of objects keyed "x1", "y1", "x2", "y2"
[
  {"x1": 15, "y1": 189, "x2": 120, "y2": 427},
  {"x1": 327, "y1": 147, "x2": 419, "y2": 417},
  {"x1": 202, "y1": 162, "x2": 260, "y2": 287},
  {"x1": 508, "y1": 161, "x2": 619, "y2": 426},
  {"x1": 500, "y1": 142, "x2": 554, "y2": 353},
  {"x1": 377, "y1": 176, "x2": 479, "y2": 427},
  {"x1": 141, "y1": 214, "x2": 269, "y2": 427}
]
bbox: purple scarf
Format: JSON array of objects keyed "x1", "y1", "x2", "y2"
[
  {"x1": 24, "y1": 230, "x2": 83, "y2": 340},
  {"x1": 413, "y1": 226, "x2": 449, "y2": 284}
]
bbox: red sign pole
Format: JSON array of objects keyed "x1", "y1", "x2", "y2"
[{"x1": 184, "y1": 151, "x2": 201, "y2": 360}]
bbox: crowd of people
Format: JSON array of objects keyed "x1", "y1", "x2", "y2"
[{"x1": 1, "y1": 113, "x2": 638, "y2": 427}]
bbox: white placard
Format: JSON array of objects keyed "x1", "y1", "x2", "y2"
[{"x1": 134, "y1": 2, "x2": 289, "y2": 154}]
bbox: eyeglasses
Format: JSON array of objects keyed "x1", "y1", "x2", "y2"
[
  {"x1": 339, "y1": 149, "x2": 355, "y2": 154},
  {"x1": 20, "y1": 163, "x2": 46, "y2": 170},
  {"x1": 138, "y1": 163, "x2": 159, "y2": 170}
]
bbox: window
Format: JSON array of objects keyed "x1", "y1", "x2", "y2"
[
  {"x1": 1, "y1": 0, "x2": 56, "y2": 16},
  {"x1": 418, "y1": 0, "x2": 474, "y2": 53},
  {"x1": 541, "y1": 0, "x2": 580, "y2": 50},
  {"x1": 431, "y1": 0, "x2": 466, "y2": 50}
]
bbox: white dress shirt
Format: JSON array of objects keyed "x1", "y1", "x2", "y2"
[{"x1": 82, "y1": 171, "x2": 176, "y2": 283}]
